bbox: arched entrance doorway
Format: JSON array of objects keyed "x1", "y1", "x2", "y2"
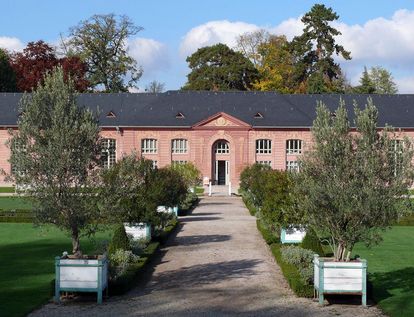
[{"x1": 212, "y1": 139, "x2": 230, "y2": 185}]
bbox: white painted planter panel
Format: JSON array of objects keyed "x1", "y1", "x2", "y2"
[
  {"x1": 281, "y1": 227, "x2": 306, "y2": 243},
  {"x1": 124, "y1": 223, "x2": 151, "y2": 240},
  {"x1": 58, "y1": 259, "x2": 108, "y2": 289},
  {"x1": 157, "y1": 205, "x2": 178, "y2": 216},
  {"x1": 313, "y1": 255, "x2": 367, "y2": 306}
]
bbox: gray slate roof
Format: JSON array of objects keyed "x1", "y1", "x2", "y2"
[{"x1": 1, "y1": 91, "x2": 414, "y2": 128}]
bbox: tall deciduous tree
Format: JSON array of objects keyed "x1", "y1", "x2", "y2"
[
  {"x1": 8, "y1": 67, "x2": 102, "y2": 255},
  {"x1": 235, "y1": 29, "x2": 270, "y2": 67},
  {"x1": 0, "y1": 49, "x2": 17, "y2": 92},
  {"x1": 10, "y1": 41, "x2": 89, "y2": 92},
  {"x1": 146, "y1": 80, "x2": 165, "y2": 93},
  {"x1": 68, "y1": 14, "x2": 143, "y2": 92},
  {"x1": 290, "y1": 4, "x2": 351, "y2": 93},
  {"x1": 369, "y1": 66, "x2": 398, "y2": 94},
  {"x1": 294, "y1": 98, "x2": 413, "y2": 261},
  {"x1": 183, "y1": 43, "x2": 259, "y2": 91},
  {"x1": 252, "y1": 35, "x2": 296, "y2": 93}
]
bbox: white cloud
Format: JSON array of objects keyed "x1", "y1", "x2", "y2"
[
  {"x1": 128, "y1": 37, "x2": 170, "y2": 79},
  {"x1": 270, "y1": 17, "x2": 304, "y2": 40},
  {"x1": 179, "y1": 20, "x2": 260, "y2": 57},
  {"x1": 395, "y1": 77, "x2": 414, "y2": 94},
  {"x1": 0, "y1": 36, "x2": 24, "y2": 52}
]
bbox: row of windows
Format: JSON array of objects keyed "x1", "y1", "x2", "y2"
[
  {"x1": 142, "y1": 138, "x2": 188, "y2": 154},
  {"x1": 256, "y1": 160, "x2": 300, "y2": 172},
  {"x1": 256, "y1": 139, "x2": 303, "y2": 154}
]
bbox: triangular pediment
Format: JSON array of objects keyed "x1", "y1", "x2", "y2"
[{"x1": 193, "y1": 112, "x2": 251, "y2": 129}]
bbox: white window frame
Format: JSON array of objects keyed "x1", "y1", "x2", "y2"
[
  {"x1": 141, "y1": 138, "x2": 158, "y2": 154},
  {"x1": 171, "y1": 139, "x2": 188, "y2": 154},
  {"x1": 101, "y1": 138, "x2": 116, "y2": 169},
  {"x1": 286, "y1": 160, "x2": 300, "y2": 172},
  {"x1": 214, "y1": 141, "x2": 230, "y2": 154},
  {"x1": 256, "y1": 160, "x2": 272, "y2": 167},
  {"x1": 390, "y1": 139, "x2": 404, "y2": 176},
  {"x1": 256, "y1": 139, "x2": 272, "y2": 154},
  {"x1": 286, "y1": 139, "x2": 303, "y2": 154}
]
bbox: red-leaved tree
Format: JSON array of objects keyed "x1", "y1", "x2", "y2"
[{"x1": 11, "y1": 41, "x2": 89, "y2": 92}]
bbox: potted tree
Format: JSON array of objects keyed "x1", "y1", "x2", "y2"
[
  {"x1": 295, "y1": 98, "x2": 414, "y2": 306},
  {"x1": 99, "y1": 154, "x2": 158, "y2": 241},
  {"x1": 8, "y1": 68, "x2": 107, "y2": 303}
]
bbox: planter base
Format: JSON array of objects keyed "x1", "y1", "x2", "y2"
[
  {"x1": 313, "y1": 255, "x2": 367, "y2": 306},
  {"x1": 55, "y1": 256, "x2": 108, "y2": 304}
]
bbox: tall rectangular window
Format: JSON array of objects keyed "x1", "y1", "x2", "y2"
[
  {"x1": 172, "y1": 139, "x2": 188, "y2": 154},
  {"x1": 142, "y1": 138, "x2": 157, "y2": 154},
  {"x1": 256, "y1": 139, "x2": 272, "y2": 154},
  {"x1": 286, "y1": 139, "x2": 303, "y2": 154},
  {"x1": 101, "y1": 138, "x2": 116, "y2": 169},
  {"x1": 286, "y1": 161, "x2": 299, "y2": 172},
  {"x1": 390, "y1": 139, "x2": 404, "y2": 176}
]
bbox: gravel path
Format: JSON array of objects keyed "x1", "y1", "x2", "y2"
[{"x1": 30, "y1": 196, "x2": 385, "y2": 317}]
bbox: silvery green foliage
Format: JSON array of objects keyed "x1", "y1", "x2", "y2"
[
  {"x1": 8, "y1": 67, "x2": 102, "y2": 255},
  {"x1": 281, "y1": 245, "x2": 314, "y2": 284},
  {"x1": 294, "y1": 98, "x2": 414, "y2": 261},
  {"x1": 109, "y1": 249, "x2": 140, "y2": 278}
]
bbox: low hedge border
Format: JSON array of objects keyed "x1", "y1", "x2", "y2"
[
  {"x1": 242, "y1": 195, "x2": 257, "y2": 216},
  {"x1": 108, "y1": 218, "x2": 179, "y2": 295},
  {"x1": 243, "y1": 196, "x2": 314, "y2": 298},
  {"x1": 256, "y1": 219, "x2": 314, "y2": 298},
  {"x1": 0, "y1": 210, "x2": 34, "y2": 223}
]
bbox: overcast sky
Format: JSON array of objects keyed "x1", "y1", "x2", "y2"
[{"x1": 2, "y1": 0, "x2": 414, "y2": 92}]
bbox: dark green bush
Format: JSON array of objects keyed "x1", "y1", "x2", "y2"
[
  {"x1": 108, "y1": 224, "x2": 131, "y2": 255},
  {"x1": 301, "y1": 228, "x2": 324, "y2": 256},
  {"x1": 153, "y1": 218, "x2": 178, "y2": 244},
  {"x1": 179, "y1": 191, "x2": 199, "y2": 214}
]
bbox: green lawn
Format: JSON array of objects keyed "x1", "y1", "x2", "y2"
[
  {"x1": 353, "y1": 226, "x2": 414, "y2": 317},
  {"x1": 0, "y1": 223, "x2": 111, "y2": 317},
  {"x1": 0, "y1": 197, "x2": 32, "y2": 211},
  {"x1": 0, "y1": 187, "x2": 15, "y2": 193}
]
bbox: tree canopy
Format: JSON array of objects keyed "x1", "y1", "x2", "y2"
[
  {"x1": 183, "y1": 43, "x2": 259, "y2": 91},
  {"x1": 10, "y1": 41, "x2": 89, "y2": 92},
  {"x1": 0, "y1": 49, "x2": 17, "y2": 92},
  {"x1": 290, "y1": 4, "x2": 351, "y2": 93},
  {"x1": 9, "y1": 67, "x2": 101, "y2": 255},
  {"x1": 67, "y1": 14, "x2": 143, "y2": 92},
  {"x1": 294, "y1": 98, "x2": 413, "y2": 261}
]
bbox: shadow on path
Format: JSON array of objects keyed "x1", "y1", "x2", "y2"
[{"x1": 169, "y1": 234, "x2": 231, "y2": 246}]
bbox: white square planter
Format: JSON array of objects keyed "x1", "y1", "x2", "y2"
[
  {"x1": 157, "y1": 205, "x2": 178, "y2": 217},
  {"x1": 55, "y1": 256, "x2": 108, "y2": 304},
  {"x1": 313, "y1": 255, "x2": 367, "y2": 306},
  {"x1": 124, "y1": 223, "x2": 151, "y2": 240},
  {"x1": 280, "y1": 226, "x2": 306, "y2": 244}
]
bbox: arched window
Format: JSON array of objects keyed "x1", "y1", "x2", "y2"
[
  {"x1": 171, "y1": 139, "x2": 188, "y2": 154},
  {"x1": 214, "y1": 141, "x2": 229, "y2": 154},
  {"x1": 141, "y1": 138, "x2": 158, "y2": 154},
  {"x1": 256, "y1": 139, "x2": 272, "y2": 154},
  {"x1": 101, "y1": 138, "x2": 116, "y2": 169},
  {"x1": 286, "y1": 139, "x2": 303, "y2": 154}
]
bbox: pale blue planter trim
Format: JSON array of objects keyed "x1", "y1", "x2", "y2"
[
  {"x1": 314, "y1": 255, "x2": 367, "y2": 306},
  {"x1": 55, "y1": 256, "x2": 108, "y2": 304},
  {"x1": 280, "y1": 227, "x2": 305, "y2": 244}
]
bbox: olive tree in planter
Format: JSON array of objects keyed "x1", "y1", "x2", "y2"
[
  {"x1": 8, "y1": 68, "x2": 108, "y2": 303},
  {"x1": 294, "y1": 98, "x2": 414, "y2": 305},
  {"x1": 99, "y1": 154, "x2": 158, "y2": 241}
]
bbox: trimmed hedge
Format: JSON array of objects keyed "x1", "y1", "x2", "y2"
[
  {"x1": 396, "y1": 213, "x2": 414, "y2": 226},
  {"x1": 256, "y1": 219, "x2": 314, "y2": 298},
  {"x1": 109, "y1": 219, "x2": 178, "y2": 295},
  {"x1": 0, "y1": 187, "x2": 15, "y2": 193},
  {"x1": 242, "y1": 194, "x2": 257, "y2": 216},
  {"x1": 256, "y1": 219, "x2": 279, "y2": 245},
  {"x1": 0, "y1": 210, "x2": 34, "y2": 223}
]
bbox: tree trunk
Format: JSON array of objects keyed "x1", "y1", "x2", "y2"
[
  {"x1": 71, "y1": 229, "x2": 81, "y2": 256},
  {"x1": 335, "y1": 242, "x2": 347, "y2": 262}
]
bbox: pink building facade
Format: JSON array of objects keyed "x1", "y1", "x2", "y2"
[{"x1": 0, "y1": 91, "x2": 413, "y2": 189}]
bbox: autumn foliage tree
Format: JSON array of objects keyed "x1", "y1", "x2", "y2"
[{"x1": 10, "y1": 40, "x2": 89, "y2": 92}]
